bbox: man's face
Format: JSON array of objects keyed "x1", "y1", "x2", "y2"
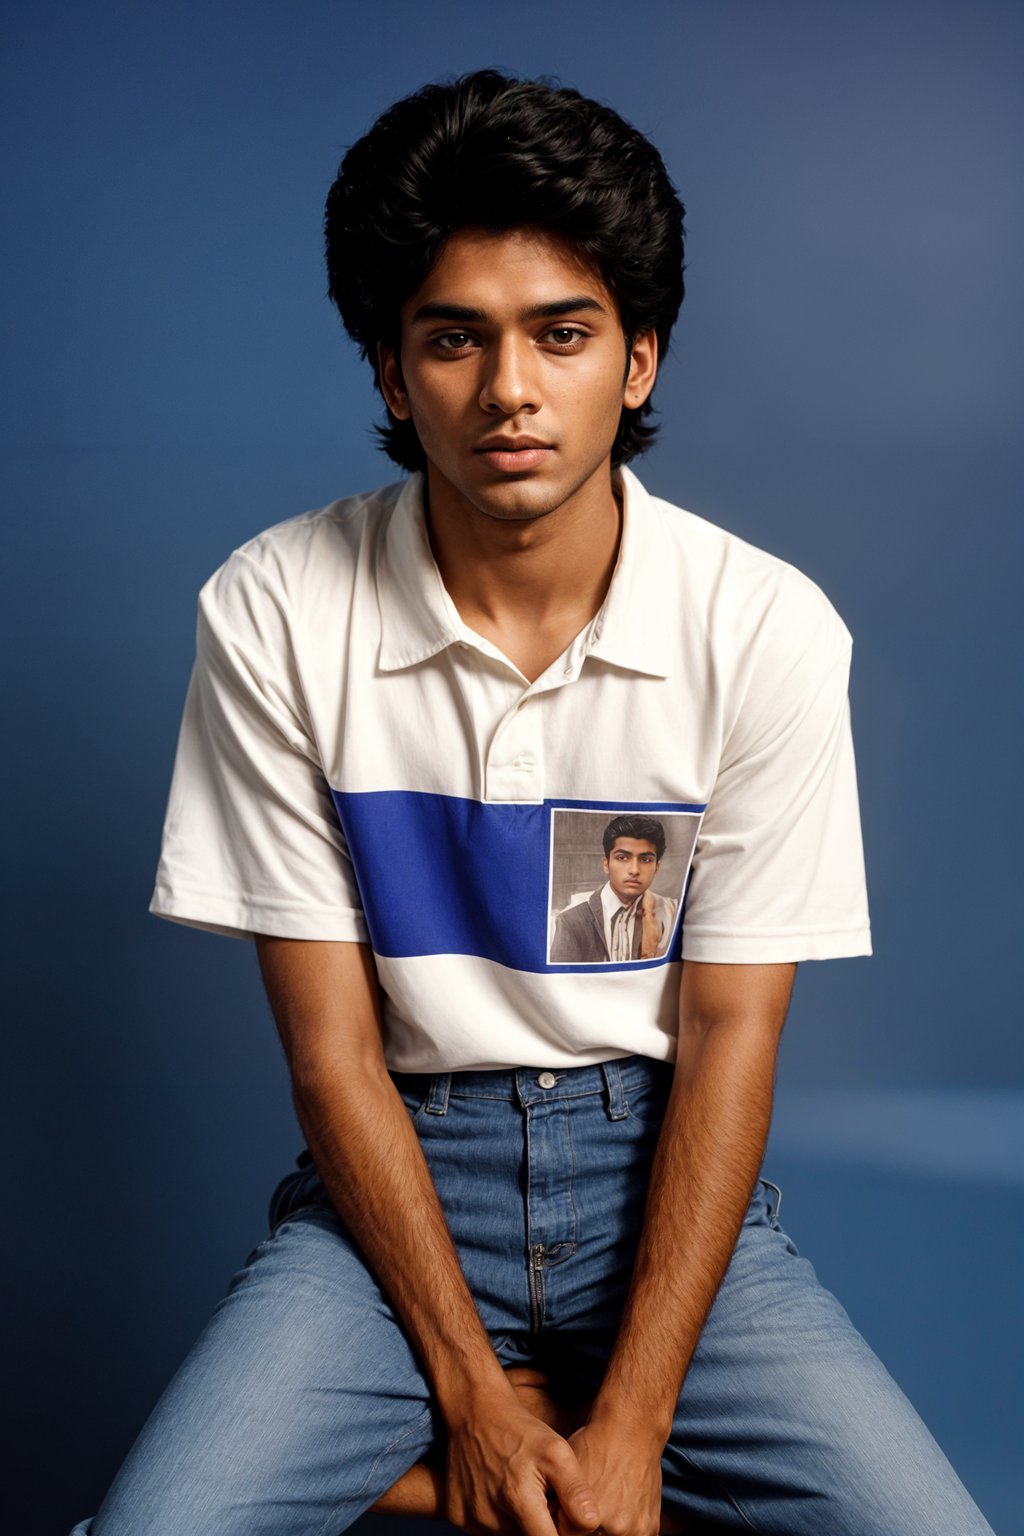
[
  {"x1": 378, "y1": 227, "x2": 656, "y2": 527},
  {"x1": 603, "y1": 837, "x2": 660, "y2": 903}
]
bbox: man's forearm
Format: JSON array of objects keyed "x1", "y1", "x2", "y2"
[
  {"x1": 258, "y1": 938, "x2": 512, "y2": 1426},
  {"x1": 294, "y1": 1063, "x2": 515, "y2": 1417},
  {"x1": 591, "y1": 965, "x2": 793, "y2": 1446}
]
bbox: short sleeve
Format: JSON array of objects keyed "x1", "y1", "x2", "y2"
[
  {"x1": 149, "y1": 550, "x2": 368, "y2": 942},
  {"x1": 681, "y1": 573, "x2": 871, "y2": 963}
]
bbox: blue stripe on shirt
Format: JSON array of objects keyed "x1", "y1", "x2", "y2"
[{"x1": 330, "y1": 790, "x2": 705, "y2": 972}]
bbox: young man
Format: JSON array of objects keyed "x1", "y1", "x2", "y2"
[
  {"x1": 73, "y1": 71, "x2": 994, "y2": 1536},
  {"x1": 551, "y1": 814, "x2": 678, "y2": 963}
]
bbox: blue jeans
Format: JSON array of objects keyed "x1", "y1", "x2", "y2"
[{"x1": 71, "y1": 1058, "x2": 993, "y2": 1534}]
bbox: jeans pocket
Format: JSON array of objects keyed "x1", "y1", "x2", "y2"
[{"x1": 622, "y1": 1068, "x2": 673, "y2": 1126}]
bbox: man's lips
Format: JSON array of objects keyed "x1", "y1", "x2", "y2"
[{"x1": 475, "y1": 437, "x2": 554, "y2": 474}]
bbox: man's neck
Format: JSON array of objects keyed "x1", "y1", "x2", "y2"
[{"x1": 424, "y1": 464, "x2": 622, "y2": 683}]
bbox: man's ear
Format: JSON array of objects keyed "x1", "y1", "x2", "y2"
[
  {"x1": 623, "y1": 329, "x2": 658, "y2": 410},
  {"x1": 378, "y1": 342, "x2": 412, "y2": 421}
]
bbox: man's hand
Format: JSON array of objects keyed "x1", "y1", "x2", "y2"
[
  {"x1": 639, "y1": 891, "x2": 662, "y2": 959},
  {"x1": 556, "y1": 1420, "x2": 662, "y2": 1536},
  {"x1": 445, "y1": 1378, "x2": 600, "y2": 1536}
]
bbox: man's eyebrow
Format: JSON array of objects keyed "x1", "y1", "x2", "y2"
[
  {"x1": 408, "y1": 296, "x2": 609, "y2": 325},
  {"x1": 409, "y1": 302, "x2": 487, "y2": 324},
  {"x1": 523, "y1": 296, "x2": 608, "y2": 320}
]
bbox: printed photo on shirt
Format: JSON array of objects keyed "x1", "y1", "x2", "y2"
[{"x1": 547, "y1": 808, "x2": 702, "y2": 966}]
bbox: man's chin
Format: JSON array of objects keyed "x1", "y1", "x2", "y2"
[
  {"x1": 463, "y1": 486, "x2": 566, "y2": 524},
  {"x1": 425, "y1": 454, "x2": 613, "y2": 527}
]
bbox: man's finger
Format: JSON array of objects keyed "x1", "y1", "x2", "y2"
[
  {"x1": 545, "y1": 1451, "x2": 601, "y2": 1533},
  {"x1": 511, "y1": 1481, "x2": 583, "y2": 1536}
]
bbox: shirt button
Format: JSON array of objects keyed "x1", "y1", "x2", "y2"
[
  {"x1": 563, "y1": 665, "x2": 574, "y2": 677},
  {"x1": 537, "y1": 1071, "x2": 557, "y2": 1089},
  {"x1": 511, "y1": 757, "x2": 533, "y2": 772}
]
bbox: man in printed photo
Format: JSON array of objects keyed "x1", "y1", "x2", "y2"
[{"x1": 551, "y1": 814, "x2": 678, "y2": 963}]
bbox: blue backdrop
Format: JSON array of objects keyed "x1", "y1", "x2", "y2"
[{"x1": 3, "y1": 3, "x2": 1021, "y2": 1531}]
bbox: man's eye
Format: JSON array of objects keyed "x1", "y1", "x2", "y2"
[
  {"x1": 547, "y1": 326, "x2": 585, "y2": 347},
  {"x1": 436, "y1": 332, "x2": 474, "y2": 350}
]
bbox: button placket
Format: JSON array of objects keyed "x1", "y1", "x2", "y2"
[{"x1": 485, "y1": 694, "x2": 544, "y2": 802}]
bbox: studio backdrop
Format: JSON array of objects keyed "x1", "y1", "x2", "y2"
[{"x1": 3, "y1": 4, "x2": 1021, "y2": 1532}]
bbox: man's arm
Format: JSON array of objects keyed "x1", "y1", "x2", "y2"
[
  {"x1": 255, "y1": 935, "x2": 599, "y2": 1536},
  {"x1": 559, "y1": 960, "x2": 795, "y2": 1536}
]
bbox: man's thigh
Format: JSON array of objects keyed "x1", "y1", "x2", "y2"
[
  {"x1": 71, "y1": 1180, "x2": 438, "y2": 1536},
  {"x1": 565, "y1": 1180, "x2": 995, "y2": 1535}
]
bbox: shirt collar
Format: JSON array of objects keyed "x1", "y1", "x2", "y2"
[
  {"x1": 377, "y1": 475, "x2": 464, "y2": 671},
  {"x1": 377, "y1": 465, "x2": 673, "y2": 677},
  {"x1": 600, "y1": 880, "x2": 641, "y2": 924},
  {"x1": 600, "y1": 880, "x2": 621, "y2": 925},
  {"x1": 584, "y1": 466, "x2": 673, "y2": 678}
]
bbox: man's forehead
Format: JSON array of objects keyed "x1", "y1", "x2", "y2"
[
  {"x1": 401, "y1": 227, "x2": 617, "y2": 323},
  {"x1": 608, "y1": 837, "x2": 659, "y2": 856}
]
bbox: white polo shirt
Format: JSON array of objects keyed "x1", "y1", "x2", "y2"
[{"x1": 150, "y1": 467, "x2": 871, "y2": 1071}]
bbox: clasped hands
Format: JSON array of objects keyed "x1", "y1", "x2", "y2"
[{"x1": 371, "y1": 1365, "x2": 691, "y2": 1536}]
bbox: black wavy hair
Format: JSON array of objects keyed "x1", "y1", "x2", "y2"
[
  {"x1": 325, "y1": 69, "x2": 685, "y2": 472},
  {"x1": 602, "y1": 815, "x2": 667, "y2": 862}
]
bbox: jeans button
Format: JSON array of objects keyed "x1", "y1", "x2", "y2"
[{"x1": 537, "y1": 1071, "x2": 557, "y2": 1089}]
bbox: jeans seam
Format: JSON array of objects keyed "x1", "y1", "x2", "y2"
[
  {"x1": 667, "y1": 1446, "x2": 762, "y2": 1532},
  {"x1": 447, "y1": 1090, "x2": 520, "y2": 1101},
  {"x1": 565, "y1": 1106, "x2": 578, "y2": 1251},
  {"x1": 353, "y1": 1405, "x2": 434, "y2": 1508}
]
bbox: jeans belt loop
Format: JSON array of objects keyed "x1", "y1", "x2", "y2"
[
  {"x1": 601, "y1": 1060, "x2": 628, "y2": 1121},
  {"x1": 425, "y1": 1073, "x2": 452, "y2": 1116},
  {"x1": 761, "y1": 1177, "x2": 782, "y2": 1226}
]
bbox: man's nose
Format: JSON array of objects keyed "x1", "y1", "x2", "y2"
[{"x1": 479, "y1": 336, "x2": 539, "y2": 415}]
